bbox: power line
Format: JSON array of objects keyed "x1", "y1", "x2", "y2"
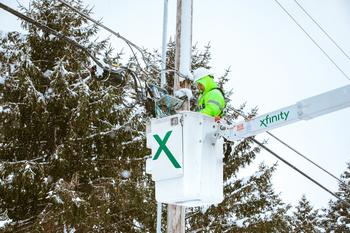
[
  {"x1": 267, "y1": 131, "x2": 350, "y2": 190},
  {"x1": 294, "y1": 0, "x2": 350, "y2": 62},
  {"x1": 252, "y1": 138, "x2": 350, "y2": 207},
  {"x1": 57, "y1": 0, "x2": 188, "y2": 82},
  {"x1": 56, "y1": 0, "x2": 145, "y2": 70},
  {"x1": 0, "y1": 1, "x2": 190, "y2": 116},
  {"x1": 0, "y1": 2, "x2": 151, "y2": 106},
  {"x1": 0, "y1": 2, "x2": 104, "y2": 68},
  {"x1": 273, "y1": 0, "x2": 350, "y2": 82}
]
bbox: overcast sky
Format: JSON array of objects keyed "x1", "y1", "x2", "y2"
[{"x1": 1, "y1": 0, "x2": 350, "y2": 209}]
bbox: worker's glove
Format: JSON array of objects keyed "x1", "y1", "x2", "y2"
[
  {"x1": 214, "y1": 116, "x2": 221, "y2": 123},
  {"x1": 174, "y1": 88, "x2": 193, "y2": 100}
]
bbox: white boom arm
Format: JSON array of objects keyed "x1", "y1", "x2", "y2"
[{"x1": 219, "y1": 84, "x2": 350, "y2": 141}]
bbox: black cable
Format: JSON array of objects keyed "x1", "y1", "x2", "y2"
[
  {"x1": 294, "y1": 0, "x2": 350, "y2": 62},
  {"x1": 0, "y1": 2, "x2": 150, "y2": 108},
  {"x1": 0, "y1": 3, "x2": 104, "y2": 68},
  {"x1": 1, "y1": 2, "x2": 188, "y2": 114},
  {"x1": 273, "y1": 0, "x2": 350, "y2": 82},
  {"x1": 252, "y1": 138, "x2": 350, "y2": 207},
  {"x1": 267, "y1": 131, "x2": 350, "y2": 190},
  {"x1": 56, "y1": 0, "x2": 143, "y2": 54},
  {"x1": 57, "y1": 0, "x2": 151, "y2": 77},
  {"x1": 57, "y1": 0, "x2": 189, "y2": 83},
  {"x1": 0, "y1": 2, "x2": 105, "y2": 69},
  {"x1": 58, "y1": 0, "x2": 192, "y2": 99}
]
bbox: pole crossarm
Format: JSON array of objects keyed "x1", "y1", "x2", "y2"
[{"x1": 220, "y1": 84, "x2": 350, "y2": 141}]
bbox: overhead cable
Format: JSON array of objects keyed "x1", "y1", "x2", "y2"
[
  {"x1": 56, "y1": 0, "x2": 145, "y2": 70},
  {"x1": 253, "y1": 138, "x2": 350, "y2": 207},
  {"x1": 57, "y1": 0, "x2": 187, "y2": 82},
  {"x1": 0, "y1": 1, "x2": 189, "y2": 116},
  {"x1": 267, "y1": 131, "x2": 350, "y2": 190},
  {"x1": 0, "y1": 2, "x2": 105, "y2": 68},
  {"x1": 273, "y1": 0, "x2": 350, "y2": 82},
  {"x1": 56, "y1": 0, "x2": 143, "y2": 55},
  {"x1": 294, "y1": 0, "x2": 350, "y2": 62},
  {"x1": 0, "y1": 2, "x2": 153, "y2": 106}
]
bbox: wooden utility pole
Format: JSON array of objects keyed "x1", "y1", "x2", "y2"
[{"x1": 167, "y1": 0, "x2": 193, "y2": 233}]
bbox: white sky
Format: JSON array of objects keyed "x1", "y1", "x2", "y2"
[{"x1": 1, "y1": 0, "x2": 350, "y2": 210}]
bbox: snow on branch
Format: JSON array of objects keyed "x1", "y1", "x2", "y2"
[
  {"x1": 86, "y1": 112, "x2": 140, "y2": 139},
  {"x1": 25, "y1": 77, "x2": 46, "y2": 103}
]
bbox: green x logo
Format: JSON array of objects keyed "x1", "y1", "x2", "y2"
[{"x1": 153, "y1": 130, "x2": 181, "y2": 168}]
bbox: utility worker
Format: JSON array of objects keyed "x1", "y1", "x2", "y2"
[{"x1": 192, "y1": 67, "x2": 226, "y2": 118}]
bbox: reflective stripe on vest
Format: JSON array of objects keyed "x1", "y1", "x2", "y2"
[{"x1": 207, "y1": 99, "x2": 224, "y2": 111}]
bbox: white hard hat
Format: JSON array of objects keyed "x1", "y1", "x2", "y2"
[{"x1": 192, "y1": 67, "x2": 212, "y2": 82}]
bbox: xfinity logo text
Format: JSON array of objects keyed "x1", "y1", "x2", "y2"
[{"x1": 260, "y1": 111, "x2": 290, "y2": 127}]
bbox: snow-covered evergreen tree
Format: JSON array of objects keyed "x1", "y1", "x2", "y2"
[
  {"x1": 0, "y1": 1, "x2": 155, "y2": 232},
  {"x1": 291, "y1": 195, "x2": 321, "y2": 233},
  {"x1": 322, "y1": 162, "x2": 350, "y2": 233}
]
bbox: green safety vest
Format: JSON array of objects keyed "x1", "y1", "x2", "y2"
[{"x1": 196, "y1": 75, "x2": 226, "y2": 117}]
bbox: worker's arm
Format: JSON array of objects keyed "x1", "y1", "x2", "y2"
[
  {"x1": 200, "y1": 104, "x2": 220, "y2": 117},
  {"x1": 200, "y1": 91, "x2": 223, "y2": 117}
]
